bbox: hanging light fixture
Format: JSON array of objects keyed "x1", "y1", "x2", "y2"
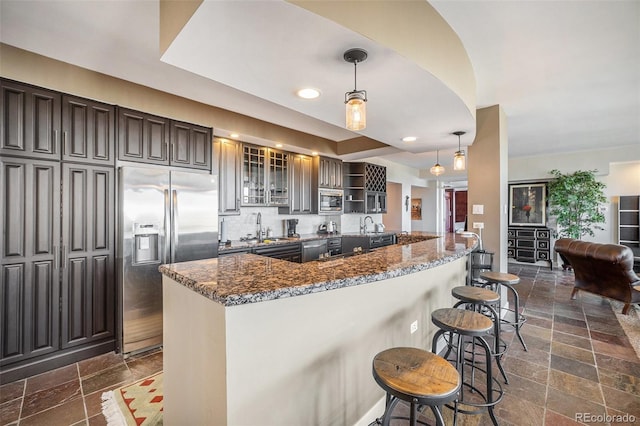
[
  {"x1": 430, "y1": 150, "x2": 445, "y2": 176},
  {"x1": 453, "y1": 131, "x2": 466, "y2": 171},
  {"x1": 343, "y1": 48, "x2": 368, "y2": 131}
]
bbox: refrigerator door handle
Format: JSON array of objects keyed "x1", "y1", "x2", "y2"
[
  {"x1": 164, "y1": 189, "x2": 170, "y2": 264},
  {"x1": 171, "y1": 189, "x2": 178, "y2": 261}
]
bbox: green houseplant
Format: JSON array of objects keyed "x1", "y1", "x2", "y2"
[{"x1": 547, "y1": 169, "x2": 607, "y2": 239}]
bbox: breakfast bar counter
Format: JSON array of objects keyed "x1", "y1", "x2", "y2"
[{"x1": 160, "y1": 232, "x2": 477, "y2": 426}]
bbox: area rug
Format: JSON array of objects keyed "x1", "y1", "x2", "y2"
[
  {"x1": 611, "y1": 300, "x2": 640, "y2": 360},
  {"x1": 101, "y1": 372, "x2": 163, "y2": 426}
]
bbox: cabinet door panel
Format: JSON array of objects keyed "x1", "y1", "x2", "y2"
[
  {"x1": 171, "y1": 122, "x2": 191, "y2": 166},
  {"x1": 146, "y1": 117, "x2": 169, "y2": 163},
  {"x1": 3, "y1": 162, "x2": 26, "y2": 257},
  {"x1": 191, "y1": 126, "x2": 210, "y2": 169},
  {"x1": 1, "y1": 80, "x2": 61, "y2": 159},
  {"x1": 118, "y1": 110, "x2": 144, "y2": 160},
  {"x1": 63, "y1": 96, "x2": 115, "y2": 165},
  {"x1": 33, "y1": 261, "x2": 56, "y2": 351},
  {"x1": 0, "y1": 158, "x2": 60, "y2": 366},
  {"x1": 1, "y1": 264, "x2": 24, "y2": 360},
  {"x1": 61, "y1": 164, "x2": 115, "y2": 348},
  {"x1": 216, "y1": 139, "x2": 241, "y2": 215}
]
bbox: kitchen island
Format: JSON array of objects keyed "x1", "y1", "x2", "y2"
[{"x1": 160, "y1": 232, "x2": 477, "y2": 425}]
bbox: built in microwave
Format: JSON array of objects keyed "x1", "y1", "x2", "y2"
[{"x1": 319, "y1": 189, "x2": 343, "y2": 214}]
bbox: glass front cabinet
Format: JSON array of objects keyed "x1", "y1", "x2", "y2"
[{"x1": 241, "y1": 144, "x2": 289, "y2": 206}]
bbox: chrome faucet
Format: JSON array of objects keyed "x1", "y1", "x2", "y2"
[
  {"x1": 363, "y1": 215, "x2": 374, "y2": 233},
  {"x1": 256, "y1": 212, "x2": 263, "y2": 242}
]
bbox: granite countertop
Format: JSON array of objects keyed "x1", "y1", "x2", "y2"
[
  {"x1": 218, "y1": 231, "x2": 398, "y2": 253},
  {"x1": 159, "y1": 232, "x2": 478, "y2": 307}
]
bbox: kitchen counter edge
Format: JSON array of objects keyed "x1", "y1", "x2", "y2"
[{"x1": 159, "y1": 232, "x2": 477, "y2": 307}]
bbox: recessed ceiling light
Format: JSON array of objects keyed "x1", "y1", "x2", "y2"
[
  {"x1": 402, "y1": 136, "x2": 417, "y2": 142},
  {"x1": 297, "y1": 88, "x2": 321, "y2": 99},
  {"x1": 230, "y1": 133, "x2": 239, "y2": 138},
  {"x1": 275, "y1": 143, "x2": 283, "y2": 148}
]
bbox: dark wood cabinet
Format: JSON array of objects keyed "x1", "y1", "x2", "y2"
[
  {"x1": 343, "y1": 162, "x2": 387, "y2": 214},
  {"x1": 62, "y1": 95, "x2": 115, "y2": 165},
  {"x1": 507, "y1": 227, "x2": 552, "y2": 269},
  {"x1": 241, "y1": 144, "x2": 289, "y2": 206},
  {"x1": 0, "y1": 157, "x2": 61, "y2": 366},
  {"x1": 0, "y1": 157, "x2": 116, "y2": 381},
  {"x1": 61, "y1": 164, "x2": 115, "y2": 349},
  {"x1": 118, "y1": 108, "x2": 170, "y2": 165},
  {"x1": 118, "y1": 108, "x2": 212, "y2": 170},
  {"x1": 280, "y1": 154, "x2": 312, "y2": 214},
  {"x1": 170, "y1": 120, "x2": 212, "y2": 170},
  {"x1": 0, "y1": 80, "x2": 61, "y2": 160},
  {"x1": 213, "y1": 138, "x2": 241, "y2": 215},
  {"x1": 315, "y1": 156, "x2": 343, "y2": 189}
]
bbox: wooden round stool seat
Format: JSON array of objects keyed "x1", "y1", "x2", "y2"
[
  {"x1": 480, "y1": 271, "x2": 520, "y2": 285},
  {"x1": 452, "y1": 286, "x2": 500, "y2": 305},
  {"x1": 431, "y1": 308, "x2": 493, "y2": 336},
  {"x1": 372, "y1": 347, "x2": 460, "y2": 426}
]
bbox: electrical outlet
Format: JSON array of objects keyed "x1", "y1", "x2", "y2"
[
  {"x1": 410, "y1": 320, "x2": 418, "y2": 334},
  {"x1": 473, "y1": 222, "x2": 484, "y2": 229}
]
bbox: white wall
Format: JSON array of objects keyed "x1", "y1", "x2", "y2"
[
  {"x1": 509, "y1": 147, "x2": 640, "y2": 244},
  {"x1": 383, "y1": 182, "x2": 403, "y2": 231}
]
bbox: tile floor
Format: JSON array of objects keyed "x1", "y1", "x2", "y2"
[
  {"x1": 0, "y1": 348, "x2": 162, "y2": 425},
  {"x1": 1, "y1": 264, "x2": 639, "y2": 425}
]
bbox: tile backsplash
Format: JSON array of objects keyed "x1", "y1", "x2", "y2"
[{"x1": 219, "y1": 207, "x2": 382, "y2": 241}]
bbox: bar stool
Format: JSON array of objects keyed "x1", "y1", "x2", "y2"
[
  {"x1": 372, "y1": 347, "x2": 461, "y2": 426},
  {"x1": 451, "y1": 286, "x2": 509, "y2": 384},
  {"x1": 480, "y1": 271, "x2": 528, "y2": 351},
  {"x1": 431, "y1": 308, "x2": 503, "y2": 426}
]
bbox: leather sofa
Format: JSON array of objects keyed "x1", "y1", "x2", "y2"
[{"x1": 555, "y1": 238, "x2": 640, "y2": 314}]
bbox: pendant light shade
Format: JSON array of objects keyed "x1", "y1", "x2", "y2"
[
  {"x1": 453, "y1": 131, "x2": 466, "y2": 171},
  {"x1": 344, "y1": 48, "x2": 368, "y2": 131},
  {"x1": 430, "y1": 150, "x2": 445, "y2": 176}
]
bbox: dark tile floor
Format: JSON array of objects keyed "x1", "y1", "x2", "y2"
[
  {"x1": 1, "y1": 264, "x2": 639, "y2": 425},
  {"x1": 0, "y1": 348, "x2": 162, "y2": 425}
]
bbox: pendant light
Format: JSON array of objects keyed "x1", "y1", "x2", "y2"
[
  {"x1": 430, "y1": 150, "x2": 445, "y2": 176},
  {"x1": 343, "y1": 48, "x2": 368, "y2": 131},
  {"x1": 453, "y1": 131, "x2": 466, "y2": 171}
]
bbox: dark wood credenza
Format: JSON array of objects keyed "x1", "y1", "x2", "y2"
[{"x1": 507, "y1": 227, "x2": 553, "y2": 269}]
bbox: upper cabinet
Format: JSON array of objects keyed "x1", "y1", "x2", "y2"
[
  {"x1": 170, "y1": 120, "x2": 211, "y2": 170},
  {"x1": 62, "y1": 95, "x2": 115, "y2": 165},
  {"x1": 213, "y1": 138, "x2": 241, "y2": 215},
  {"x1": 1, "y1": 79, "x2": 61, "y2": 160},
  {"x1": 314, "y1": 156, "x2": 343, "y2": 189},
  {"x1": 343, "y1": 162, "x2": 387, "y2": 214},
  {"x1": 279, "y1": 153, "x2": 312, "y2": 215},
  {"x1": 241, "y1": 144, "x2": 289, "y2": 206},
  {"x1": 118, "y1": 107, "x2": 211, "y2": 170}
]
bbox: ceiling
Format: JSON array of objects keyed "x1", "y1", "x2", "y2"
[{"x1": 1, "y1": 0, "x2": 638, "y2": 177}]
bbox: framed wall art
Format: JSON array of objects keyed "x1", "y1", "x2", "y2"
[
  {"x1": 411, "y1": 198, "x2": 422, "y2": 220},
  {"x1": 509, "y1": 183, "x2": 547, "y2": 226}
]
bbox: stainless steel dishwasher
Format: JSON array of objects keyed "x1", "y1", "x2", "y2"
[{"x1": 302, "y1": 239, "x2": 328, "y2": 262}]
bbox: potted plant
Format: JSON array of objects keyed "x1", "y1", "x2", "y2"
[{"x1": 547, "y1": 169, "x2": 607, "y2": 240}]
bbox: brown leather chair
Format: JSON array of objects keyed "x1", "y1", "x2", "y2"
[{"x1": 555, "y1": 238, "x2": 640, "y2": 314}]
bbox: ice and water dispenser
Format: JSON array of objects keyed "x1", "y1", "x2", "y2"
[{"x1": 133, "y1": 223, "x2": 161, "y2": 264}]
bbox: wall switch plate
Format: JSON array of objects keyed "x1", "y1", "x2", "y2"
[
  {"x1": 410, "y1": 320, "x2": 418, "y2": 334},
  {"x1": 472, "y1": 204, "x2": 484, "y2": 215},
  {"x1": 473, "y1": 222, "x2": 485, "y2": 229}
]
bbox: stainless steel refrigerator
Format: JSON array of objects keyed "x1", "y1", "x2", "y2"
[{"x1": 118, "y1": 167, "x2": 218, "y2": 354}]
